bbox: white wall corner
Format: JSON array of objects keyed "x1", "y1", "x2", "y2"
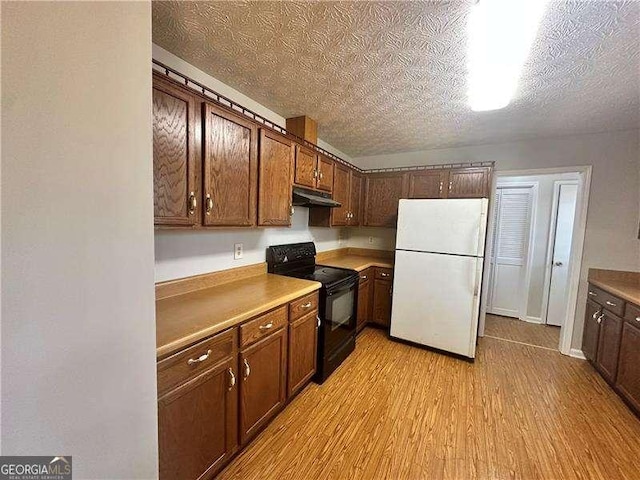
[{"x1": 569, "y1": 348, "x2": 586, "y2": 360}]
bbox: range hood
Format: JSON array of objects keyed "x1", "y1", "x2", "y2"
[{"x1": 292, "y1": 187, "x2": 341, "y2": 208}]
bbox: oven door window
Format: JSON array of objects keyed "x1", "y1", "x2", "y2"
[{"x1": 327, "y1": 285, "x2": 355, "y2": 331}]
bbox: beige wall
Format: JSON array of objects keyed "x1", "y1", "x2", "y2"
[
  {"x1": 354, "y1": 130, "x2": 640, "y2": 350},
  {"x1": 2, "y1": 2, "x2": 158, "y2": 478}
]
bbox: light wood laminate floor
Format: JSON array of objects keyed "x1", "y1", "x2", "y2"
[
  {"x1": 484, "y1": 314, "x2": 561, "y2": 350},
  {"x1": 218, "y1": 328, "x2": 640, "y2": 480}
]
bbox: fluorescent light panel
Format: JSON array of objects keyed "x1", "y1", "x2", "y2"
[{"x1": 468, "y1": 0, "x2": 550, "y2": 112}]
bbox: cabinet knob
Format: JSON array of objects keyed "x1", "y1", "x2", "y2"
[
  {"x1": 243, "y1": 359, "x2": 251, "y2": 379},
  {"x1": 439, "y1": 181, "x2": 443, "y2": 194},
  {"x1": 205, "y1": 194, "x2": 213, "y2": 215},
  {"x1": 635, "y1": 317, "x2": 640, "y2": 323},
  {"x1": 313, "y1": 170, "x2": 318, "y2": 179},
  {"x1": 319, "y1": 171, "x2": 324, "y2": 180},
  {"x1": 596, "y1": 313, "x2": 604, "y2": 324},
  {"x1": 290, "y1": 205, "x2": 295, "y2": 216},
  {"x1": 188, "y1": 192, "x2": 197, "y2": 214}
]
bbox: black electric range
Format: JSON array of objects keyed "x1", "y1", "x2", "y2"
[{"x1": 267, "y1": 242, "x2": 359, "y2": 383}]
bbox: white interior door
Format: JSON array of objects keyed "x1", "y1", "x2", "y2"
[
  {"x1": 487, "y1": 187, "x2": 533, "y2": 318},
  {"x1": 545, "y1": 183, "x2": 578, "y2": 327}
]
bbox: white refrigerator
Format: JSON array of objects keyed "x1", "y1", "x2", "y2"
[{"x1": 389, "y1": 198, "x2": 489, "y2": 359}]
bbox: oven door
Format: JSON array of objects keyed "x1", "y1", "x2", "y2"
[{"x1": 323, "y1": 278, "x2": 357, "y2": 353}]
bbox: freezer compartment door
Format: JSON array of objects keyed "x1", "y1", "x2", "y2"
[
  {"x1": 390, "y1": 250, "x2": 483, "y2": 358},
  {"x1": 396, "y1": 198, "x2": 488, "y2": 257}
]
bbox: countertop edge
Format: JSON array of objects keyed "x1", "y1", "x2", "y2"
[
  {"x1": 156, "y1": 282, "x2": 321, "y2": 359},
  {"x1": 588, "y1": 277, "x2": 640, "y2": 306}
]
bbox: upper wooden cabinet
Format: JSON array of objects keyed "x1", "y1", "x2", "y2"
[
  {"x1": 152, "y1": 75, "x2": 199, "y2": 226},
  {"x1": 203, "y1": 103, "x2": 258, "y2": 227},
  {"x1": 258, "y1": 130, "x2": 295, "y2": 226},
  {"x1": 331, "y1": 164, "x2": 351, "y2": 226},
  {"x1": 363, "y1": 173, "x2": 409, "y2": 227},
  {"x1": 293, "y1": 147, "x2": 334, "y2": 194},
  {"x1": 447, "y1": 167, "x2": 491, "y2": 198},
  {"x1": 408, "y1": 167, "x2": 491, "y2": 200},
  {"x1": 293, "y1": 145, "x2": 318, "y2": 189},
  {"x1": 317, "y1": 156, "x2": 334, "y2": 192},
  {"x1": 408, "y1": 169, "x2": 448, "y2": 199},
  {"x1": 349, "y1": 172, "x2": 363, "y2": 226}
]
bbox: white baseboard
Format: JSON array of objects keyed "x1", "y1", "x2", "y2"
[
  {"x1": 569, "y1": 348, "x2": 586, "y2": 360},
  {"x1": 523, "y1": 316, "x2": 543, "y2": 324}
]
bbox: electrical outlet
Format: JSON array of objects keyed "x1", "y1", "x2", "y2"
[
  {"x1": 368, "y1": 236, "x2": 374, "y2": 244},
  {"x1": 234, "y1": 243, "x2": 243, "y2": 260}
]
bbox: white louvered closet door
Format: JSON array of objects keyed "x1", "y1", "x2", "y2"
[{"x1": 487, "y1": 187, "x2": 533, "y2": 318}]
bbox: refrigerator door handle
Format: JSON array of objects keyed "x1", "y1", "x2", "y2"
[{"x1": 473, "y1": 259, "x2": 483, "y2": 298}]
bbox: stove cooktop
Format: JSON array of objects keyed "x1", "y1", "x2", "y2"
[{"x1": 284, "y1": 264, "x2": 357, "y2": 288}]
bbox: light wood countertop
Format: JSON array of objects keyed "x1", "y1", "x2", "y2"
[
  {"x1": 588, "y1": 269, "x2": 640, "y2": 306},
  {"x1": 156, "y1": 274, "x2": 320, "y2": 359},
  {"x1": 319, "y1": 255, "x2": 394, "y2": 272}
]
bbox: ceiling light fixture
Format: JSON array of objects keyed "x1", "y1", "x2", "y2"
[{"x1": 467, "y1": 0, "x2": 550, "y2": 112}]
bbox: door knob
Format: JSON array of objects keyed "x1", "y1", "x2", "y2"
[{"x1": 553, "y1": 261, "x2": 563, "y2": 267}]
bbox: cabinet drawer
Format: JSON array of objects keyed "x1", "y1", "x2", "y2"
[
  {"x1": 240, "y1": 306, "x2": 288, "y2": 348},
  {"x1": 587, "y1": 284, "x2": 624, "y2": 317},
  {"x1": 624, "y1": 302, "x2": 640, "y2": 326},
  {"x1": 289, "y1": 292, "x2": 319, "y2": 322},
  {"x1": 157, "y1": 328, "x2": 236, "y2": 397},
  {"x1": 375, "y1": 267, "x2": 393, "y2": 281},
  {"x1": 359, "y1": 268, "x2": 372, "y2": 284}
]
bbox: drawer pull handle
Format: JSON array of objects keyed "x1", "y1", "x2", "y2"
[
  {"x1": 380, "y1": 273, "x2": 390, "y2": 277},
  {"x1": 597, "y1": 314, "x2": 604, "y2": 324},
  {"x1": 317, "y1": 315, "x2": 321, "y2": 328},
  {"x1": 188, "y1": 192, "x2": 197, "y2": 214},
  {"x1": 187, "y1": 349, "x2": 212, "y2": 365},
  {"x1": 243, "y1": 359, "x2": 251, "y2": 379},
  {"x1": 605, "y1": 301, "x2": 617, "y2": 307},
  {"x1": 228, "y1": 368, "x2": 236, "y2": 390},
  {"x1": 636, "y1": 317, "x2": 640, "y2": 322},
  {"x1": 259, "y1": 322, "x2": 274, "y2": 331},
  {"x1": 361, "y1": 275, "x2": 367, "y2": 280},
  {"x1": 593, "y1": 309, "x2": 602, "y2": 320},
  {"x1": 205, "y1": 194, "x2": 213, "y2": 215},
  {"x1": 588, "y1": 291, "x2": 597, "y2": 297},
  {"x1": 301, "y1": 302, "x2": 313, "y2": 309}
]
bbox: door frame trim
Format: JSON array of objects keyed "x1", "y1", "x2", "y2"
[
  {"x1": 478, "y1": 166, "x2": 592, "y2": 357},
  {"x1": 540, "y1": 180, "x2": 580, "y2": 326}
]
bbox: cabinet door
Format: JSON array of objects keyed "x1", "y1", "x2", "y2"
[
  {"x1": 349, "y1": 172, "x2": 363, "y2": 226},
  {"x1": 583, "y1": 300, "x2": 601, "y2": 363},
  {"x1": 616, "y1": 321, "x2": 640, "y2": 413},
  {"x1": 363, "y1": 173, "x2": 408, "y2": 227},
  {"x1": 447, "y1": 167, "x2": 491, "y2": 199},
  {"x1": 258, "y1": 130, "x2": 294, "y2": 226},
  {"x1": 288, "y1": 311, "x2": 318, "y2": 397},
  {"x1": 158, "y1": 358, "x2": 237, "y2": 480},
  {"x1": 408, "y1": 170, "x2": 447, "y2": 199},
  {"x1": 294, "y1": 145, "x2": 317, "y2": 189},
  {"x1": 153, "y1": 76, "x2": 198, "y2": 226},
  {"x1": 317, "y1": 156, "x2": 334, "y2": 192},
  {"x1": 596, "y1": 310, "x2": 623, "y2": 384},
  {"x1": 239, "y1": 328, "x2": 287, "y2": 444},
  {"x1": 331, "y1": 164, "x2": 351, "y2": 226},
  {"x1": 372, "y1": 279, "x2": 392, "y2": 327},
  {"x1": 203, "y1": 103, "x2": 257, "y2": 226},
  {"x1": 357, "y1": 276, "x2": 371, "y2": 332}
]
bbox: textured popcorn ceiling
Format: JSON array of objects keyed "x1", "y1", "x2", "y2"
[{"x1": 152, "y1": 1, "x2": 640, "y2": 158}]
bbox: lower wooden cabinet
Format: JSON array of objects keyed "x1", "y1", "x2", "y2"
[
  {"x1": 616, "y1": 321, "x2": 640, "y2": 412},
  {"x1": 595, "y1": 310, "x2": 623, "y2": 384},
  {"x1": 288, "y1": 311, "x2": 318, "y2": 396},
  {"x1": 157, "y1": 293, "x2": 318, "y2": 479},
  {"x1": 372, "y1": 274, "x2": 393, "y2": 327},
  {"x1": 239, "y1": 327, "x2": 288, "y2": 444},
  {"x1": 158, "y1": 357, "x2": 238, "y2": 480},
  {"x1": 357, "y1": 270, "x2": 372, "y2": 332},
  {"x1": 582, "y1": 299, "x2": 601, "y2": 363}
]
